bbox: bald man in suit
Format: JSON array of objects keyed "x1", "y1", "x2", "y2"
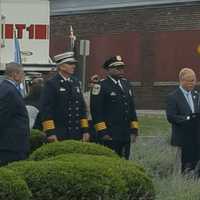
[{"x1": 166, "y1": 68, "x2": 200, "y2": 173}]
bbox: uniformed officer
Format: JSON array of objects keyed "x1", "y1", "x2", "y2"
[
  {"x1": 40, "y1": 51, "x2": 90, "y2": 142},
  {"x1": 90, "y1": 55, "x2": 139, "y2": 159}
]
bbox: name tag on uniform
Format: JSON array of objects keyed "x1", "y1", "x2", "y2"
[{"x1": 59, "y1": 87, "x2": 66, "y2": 91}]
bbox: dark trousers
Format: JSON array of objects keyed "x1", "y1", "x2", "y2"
[
  {"x1": 0, "y1": 150, "x2": 27, "y2": 166},
  {"x1": 181, "y1": 131, "x2": 199, "y2": 173},
  {"x1": 88, "y1": 120, "x2": 98, "y2": 143},
  {"x1": 102, "y1": 140, "x2": 131, "y2": 160},
  {"x1": 181, "y1": 145, "x2": 199, "y2": 173}
]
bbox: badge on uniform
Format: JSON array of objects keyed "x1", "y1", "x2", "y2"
[
  {"x1": 110, "y1": 92, "x2": 116, "y2": 96},
  {"x1": 92, "y1": 84, "x2": 101, "y2": 95},
  {"x1": 59, "y1": 87, "x2": 66, "y2": 91},
  {"x1": 76, "y1": 87, "x2": 80, "y2": 93}
]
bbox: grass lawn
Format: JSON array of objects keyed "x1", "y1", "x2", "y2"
[{"x1": 138, "y1": 115, "x2": 170, "y2": 136}]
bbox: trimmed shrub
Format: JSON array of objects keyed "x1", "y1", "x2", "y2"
[
  {"x1": 29, "y1": 140, "x2": 118, "y2": 160},
  {"x1": 6, "y1": 160, "x2": 127, "y2": 200},
  {"x1": 46, "y1": 154, "x2": 155, "y2": 200},
  {"x1": 30, "y1": 129, "x2": 47, "y2": 153},
  {"x1": 47, "y1": 153, "x2": 145, "y2": 172},
  {"x1": 0, "y1": 168, "x2": 31, "y2": 200}
]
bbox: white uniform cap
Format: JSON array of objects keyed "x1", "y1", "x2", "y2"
[{"x1": 54, "y1": 51, "x2": 78, "y2": 65}]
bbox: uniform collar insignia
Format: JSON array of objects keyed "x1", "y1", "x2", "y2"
[
  {"x1": 59, "y1": 87, "x2": 66, "y2": 91},
  {"x1": 110, "y1": 92, "x2": 116, "y2": 96},
  {"x1": 76, "y1": 87, "x2": 80, "y2": 93}
]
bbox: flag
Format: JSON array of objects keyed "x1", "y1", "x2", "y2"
[
  {"x1": 14, "y1": 31, "x2": 22, "y2": 64},
  {"x1": 13, "y1": 30, "x2": 26, "y2": 96}
]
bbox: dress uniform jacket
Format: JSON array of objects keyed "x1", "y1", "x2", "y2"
[
  {"x1": 40, "y1": 73, "x2": 89, "y2": 140},
  {"x1": 90, "y1": 76, "x2": 138, "y2": 142},
  {"x1": 0, "y1": 80, "x2": 30, "y2": 152}
]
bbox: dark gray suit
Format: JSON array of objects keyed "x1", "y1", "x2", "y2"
[{"x1": 166, "y1": 87, "x2": 200, "y2": 172}]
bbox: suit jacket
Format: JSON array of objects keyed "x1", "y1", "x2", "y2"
[
  {"x1": 90, "y1": 76, "x2": 138, "y2": 142},
  {"x1": 0, "y1": 80, "x2": 30, "y2": 152},
  {"x1": 166, "y1": 87, "x2": 199, "y2": 146}
]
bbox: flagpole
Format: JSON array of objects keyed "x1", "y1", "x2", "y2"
[{"x1": 69, "y1": 25, "x2": 76, "y2": 51}]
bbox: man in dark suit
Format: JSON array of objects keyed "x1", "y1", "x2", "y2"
[
  {"x1": 166, "y1": 68, "x2": 199, "y2": 173},
  {"x1": 90, "y1": 55, "x2": 139, "y2": 159},
  {"x1": 40, "y1": 51, "x2": 90, "y2": 142},
  {"x1": 0, "y1": 62, "x2": 30, "y2": 166}
]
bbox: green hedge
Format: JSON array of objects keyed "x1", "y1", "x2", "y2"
[
  {"x1": 30, "y1": 129, "x2": 47, "y2": 153},
  {"x1": 29, "y1": 140, "x2": 118, "y2": 160},
  {"x1": 0, "y1": 168, "x2": 31, "y2": 200},
  {"x1": 47, "y1": 154, "x2": 155, "y2": 200},
  {"x1": 6, "y1": 160, "x2": 127, "y2": 200}
]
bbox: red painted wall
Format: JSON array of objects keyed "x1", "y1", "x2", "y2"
[
  {"x1": 50, "y1": 30, "x2": 200, "y2": 82},
  {"x1": 85, "y1": 32, "x2": 141, "y2": 81},
  {"x1": 153, "y1": 30, "x2": 200, "y2": 81}
]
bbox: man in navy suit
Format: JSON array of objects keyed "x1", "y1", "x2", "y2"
[
  {"x1": 0, "y1": 62, "x2": 30, "y2": 166},
  {"x1": 166, "y1": 68, "x2": 200, "y2": 173}
]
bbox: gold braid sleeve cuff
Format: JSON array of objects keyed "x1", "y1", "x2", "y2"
[
  {"x1": 80, "y1": 119, "x2": 89, "y2": 128},
  {"x1": 42, "y1": 120, "x2": 55, "y2": 132},
  {"x1": 94, "y1": 122, "x2": 107, "y2": 132},
  {"x1": 130, "y1": 121, "x2": 139, "y2": 129}
]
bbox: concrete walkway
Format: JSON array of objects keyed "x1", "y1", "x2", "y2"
[{"x1": 137, "y1": 110, "x2": 165, "y2": 116}]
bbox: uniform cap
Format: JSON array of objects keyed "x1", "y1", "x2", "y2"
[
  {"x1": 54, "y1": 51, "x2": 78, "y2": 65},
  {"x1": 102, "y1": 55, "x2": 126, "y2": 69}
]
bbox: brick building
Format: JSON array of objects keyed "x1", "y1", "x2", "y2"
[{"x1": 50, "y1": 0, "x2": 200, "y2": 109}]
